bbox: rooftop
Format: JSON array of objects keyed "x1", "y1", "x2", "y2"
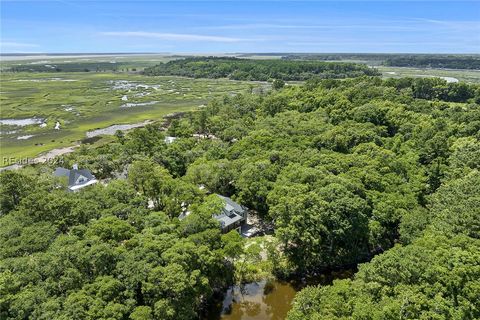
[
  {"x1": 54, "y1": 165, "x2": 98, "y2": 191},
  {"x1": 214, "y1": 195, "x2": 247, "y2": 228}
]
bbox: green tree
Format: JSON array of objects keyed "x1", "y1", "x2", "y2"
[
  {"x1": 272, "y1": 79, "x2": 285, "y2": 90},
  {"x1": 0, "y1": 170, "x2": 35, "y2": 214}
]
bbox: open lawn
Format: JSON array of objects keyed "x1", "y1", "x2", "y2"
[{"x1": 0, "y1": 72, "x2": 256, "y2": 166}]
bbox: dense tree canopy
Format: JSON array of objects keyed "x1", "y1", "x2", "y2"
[
  {"x1": 288, "y1": 171, "x2": 480, "y2": 320},
  {"x1": 1, "y1": 74, "x2": 479, "y2": 319},
  {"x1": 143, "y1": 57, "x2": 380, "y2": 80},
  {"x1": 288, "y1": 135, "x2": 480, "y2": 319},
  {"x1": 282, "y1": 53, "x2": 480, "y2": 70},
  {"x1": 383, "y1": 55, "x2": 480, "y2": 70},
  {"x1": 0, "y1": 167, "x2": 232, "y2": 319}
]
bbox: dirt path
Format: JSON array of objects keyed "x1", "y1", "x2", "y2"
[{"x1": 0, "y1": 145, "x2": 79, "y2": 171}]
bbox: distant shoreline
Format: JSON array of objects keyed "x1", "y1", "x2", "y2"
[
  {"x1": 1, "y1": 52, "x2": 157, "y2": 56},
  {"x1": 0, "y1": 53, "x2": 169, "y2": 61}
]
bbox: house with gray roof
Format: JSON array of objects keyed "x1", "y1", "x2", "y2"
[
  {"x1": 54, "y1": 164, "x2": 98, "y2": 192},
  {"x1": 178, "y1": 194, "x2": 248, "y2": 234},
  {"x1": 214, "y1": 195, "x2": 248, "y2": 233}
]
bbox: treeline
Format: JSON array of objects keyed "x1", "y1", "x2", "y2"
[
  {"x1": 282, "y1": 53, "x2": 390, "y2": 62},
  {"x1": 383, "y1": 55, "x2": 480, "y2": 70},
  {"x1": 1, "y1": 76, "x2": 479, "y2": 319},
  {"x1": 282, "y1": 53, "x2": 480, "y2": 70},
  {"x1": 6, "y1": 62, "x2": 132, "y2": 73},
  {"x1": 142, "y1": 57, "x2": 380, "y2": 80}
]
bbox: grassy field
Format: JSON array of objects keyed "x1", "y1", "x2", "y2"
[
  {"x1": 0, "y1": 72, "x2": 256, "y2": 165},
  {"x1": 0, "y1": 54, "x2": 176, "y2": 72}
]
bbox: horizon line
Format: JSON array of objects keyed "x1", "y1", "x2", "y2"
[{"x1": 2, "y1": 52, "x2": 480, "y2": 56}]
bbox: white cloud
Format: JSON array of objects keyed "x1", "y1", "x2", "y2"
[
  {"x1": 0, "y1": 41, "x2": 39, "y2": 48},
  {"x1": 201, "y1": 23, "x2": 329, "y2": 30},
  {"x1": 411, "y1": 18, "x2": 480, "y2": 31},
  {"x1": 100, "y1": 31, "x2": 250, "y2": 42}
]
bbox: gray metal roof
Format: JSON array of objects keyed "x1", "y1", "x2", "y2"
[
  {"x1": 218, "y1": 195, "x2": 247, "y2": 214},
  {"x1": 177, "y1": 194, "x2": 247, "y2": 229},
  {"x1": 54, "y1": 167, "x2": 96, "y2": 187},
  {"x1": 216, "y1": 212, "x2": 244, "y2": 229},
  {"x1": 54, "y1": 167, "x2": 70, "y2": 177},
  {"x1": 214, "y1": 195, "x2": 247, "y2": 228}
]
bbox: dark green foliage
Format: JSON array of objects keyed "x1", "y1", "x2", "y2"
[
  {"x1": 1, "y1": 74, "x2": 478, "y2": 319},
  {"x1": 282, "y1": 53, "x2": 480, "y2": 70},
  {"x1": 143, "y1": 57, "x2": 380, "y2": 80},
  {"x1": 383, "y1": 55, "x2": 480, "y2": 69},
  {"x1": 429, "y1": 170, "x2": 480, "y2": 239},
  {"x1": 288, "y1": 234, "x2": 480, "y2": 320},
  {"x1": 0, "y1": 170, "x2": 35, "y2": 214},
  {"x1": 384, "y1": 77, "x2": 477, "y2": 103},
  {"x1": 272, "y1": 79, "x2": 285, "y2": 90},
  {"x1": 0, "y1": 168, "x2": 229, "y2": 320},
  {"x1": 287, "y1": 124, "x2": 480, "y2": 319}
]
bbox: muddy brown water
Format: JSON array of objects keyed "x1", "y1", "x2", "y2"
[
  {"x1": 216, "y1": 280, "x2": 296, "y2": 320},
  {"x1": 205, "y1": 269, "x2": 356, "y2": 320}
]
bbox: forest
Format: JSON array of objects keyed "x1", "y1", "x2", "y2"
[
  {"x1": 383, "y1": 55, "x2": 480, "y2": 70},
  {"x1": 282, "y1": 53, "x2": 480, "y2": 70},
  {"x1": 142, "y1": 57, "x2": 380, "y2": 80},
  {"x1": 1, "y1": 75, "x2": 480, "y2": 319}
]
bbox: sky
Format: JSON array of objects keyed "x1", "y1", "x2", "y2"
[{"x1": 1, "y1": 0, "x2": 479, "y2": 54}]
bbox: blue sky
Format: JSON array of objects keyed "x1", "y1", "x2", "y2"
[{"x1": 1, "y1": 1, "x2": 479, "y2": 53}]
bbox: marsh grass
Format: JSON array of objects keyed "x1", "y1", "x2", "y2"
[
  {"x1": 377, "y1": 66, "x2": 480, "y2": 83},
  {"x1": 0, "y1": 72, "x2": 254, "y2": 165}
]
